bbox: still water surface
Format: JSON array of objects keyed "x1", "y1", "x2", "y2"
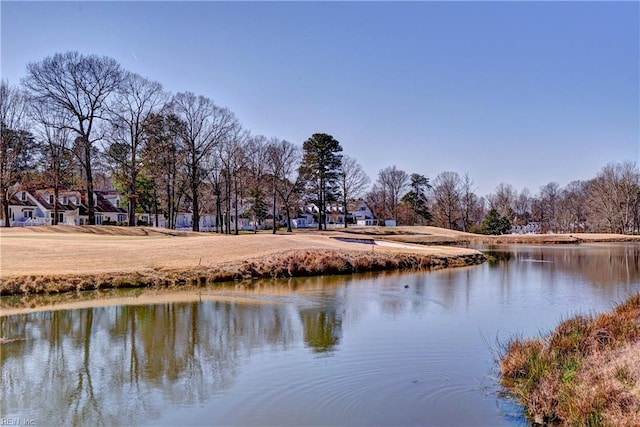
[{"x1": 1, "y1": 244, "x2": 639, "y2": 426}]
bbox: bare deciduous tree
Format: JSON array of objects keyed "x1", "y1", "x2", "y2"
[
  {"x1": 143, "y1": 112, "x2": 187, "y2": 229},
  {"x1": 203, "y1": 147, "x2": 225, "y2": 233},
  {"x1": 173, "y1": 92, "x2": 237, "y2": 231},
  {"x1": 244, "y1": 135, "x2": 270, "y2": 232},
  {"x1": 513, "y1": 188, "x2": 531, "y2": 226},
  {"x1": 106, "y1": 72, "x2": 166, "y2": 226},
  {"x1": 458, "y1": 173, "x2": 482, "y2": 232},
  {"x1": 338, "y1": 155, "x2": 370, "y2": 228},
  {"x1": 585, "y1": 162, "x2": 640, "y2": 233},
  {"x1": 376, "y1": 165, "x2": 408, "y2": 223},
  {"x1": 30, "y1": 103, "x2": 78, "y2": 225},
  {"x1": 23, "y1": 51, "x2": 124, "y2": 225},
  {"x1": 431, "y1": 171, "x2": 461, "y2": 230},
  {"x1": 365, "y1": 183, "x2": 386, "y2": 225},
  {"x1": 218, "y1": 125, "x2": 247, "y2": 234},
  {"x1": 557, "y1": 180, "x2": 587, "y2": 233},
  {"x1": 267, "y1": 138, "x2": 301, "y2": 232},
  {"x1": 538, "y1": 182, "x2": 560, "y2": 232},
  {"x1": 0, "y1": 81, "x2": 34, "y2": 226},
  {"x1": 487, "y1": 183, "x2": 516, "y2": 220}
]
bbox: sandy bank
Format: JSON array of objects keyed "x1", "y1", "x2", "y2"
[{"x1": 0, "y1": 226, "x2": 485, "y2": 296}]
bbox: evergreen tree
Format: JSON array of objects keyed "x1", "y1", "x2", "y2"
[
  {"x1": 401, "y1": 173, "x2": 432, "y2": 224},
  {"x1": 298, "y1": 133, "x2": 343, "y2": 230},
  {"x1": 481, "y1": 208, "x2": 511, "y2": 235}
]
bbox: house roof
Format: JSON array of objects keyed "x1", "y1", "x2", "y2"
[
  {"x1": 8, "y1": 194, "x2": 37, "y2": 207},
  {"x1": 32, "y1": 190, "x2": 81, "y2": 212},
  {"x1": 94, "y1": 191, "x2": 126, "y2": 214}
]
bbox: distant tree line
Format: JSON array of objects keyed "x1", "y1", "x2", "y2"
[
  {"x1": 367, "y1": 164, "x2": 640, "y2": 235},
  {"x1": 1, "y1": 51, "x2": 639, "y2": 234}
]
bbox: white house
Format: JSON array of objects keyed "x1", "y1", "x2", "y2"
[
  {"x1": 1, "y1": 189, "x2": 131, "y2": 227},
  {"x1": 2, "y1": 191, "x2": 46, "y2": 226},
  {"x1": 1, "y1": 189, "x2": 83, "y2": 226},
  {"x1": 1, "y1": 188, "x2": 376, "y2": 232},
  {"x1": 510, "y1": 222, "x2": 542, "y2": 234},
  {"x1": 92, "y1": 191, "x2": 128, "y2": 225},
  {"x1": 289, "y1": 199, "x2": 374, "y2": 228},
  {"x1": 349, "y1": 199, "x2": 374, "y2": 226}
]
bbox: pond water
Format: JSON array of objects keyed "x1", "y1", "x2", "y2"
[{"x1": 1, "y1": 244, "x2": 639, "y2": 426}]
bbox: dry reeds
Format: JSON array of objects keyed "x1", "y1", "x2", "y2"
[{"x1": 500, "y1": 294, "x2": 640, "y2": 426}]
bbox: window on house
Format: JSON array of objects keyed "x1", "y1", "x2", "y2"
[
  {"x1": 21, "y1": 192, "x2": 27, "y2": 201},
  {"x1": 58, "y1": 213, "x2": 64, "y2": 224},
  {"x1": 117, "y1": 214, "x2": 126, "y2": 222},
  {"x1": 96, "y1": 215, "x2": 103, "y2": 225},
  {"x1": 49, "y1": 195, "x2": 54, "y2": 205}
]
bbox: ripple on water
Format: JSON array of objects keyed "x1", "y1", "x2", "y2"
[{"x1": 239, "y1": 342, "x2": 485, "y2": 424}]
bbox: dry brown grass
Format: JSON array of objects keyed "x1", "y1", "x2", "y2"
[
  {"x1": 500, "y1": 294, "x2": 640, "y2": 426},
  {"x1": 0, "y1": 226, "x2": 484, "y2": 296}
]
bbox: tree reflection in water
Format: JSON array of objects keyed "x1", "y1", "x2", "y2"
[
  {"x1": 300, "y1": 307, "x2": 343, "y2": 353},
  {"x1": 481, "y1": 244, "x2": 640, "y2": 287},
  {"x1": 1, "y1": 301, "x2": 296, "y2": 426}
]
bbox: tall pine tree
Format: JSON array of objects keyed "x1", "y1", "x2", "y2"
[
  {"x1": 401, "y1": 173, "x2": 432, "y2": 225},
  {"x1": 299, "y1": 133, "x2": 343, "y2": 230}
]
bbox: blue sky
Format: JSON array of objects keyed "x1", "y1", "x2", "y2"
[{"x1": 2, "y1": 1, "x2": 638, "y2": 196}]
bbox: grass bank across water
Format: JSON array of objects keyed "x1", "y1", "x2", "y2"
[
  {"x1": 500, "y1": 294, "x2": 640, "y2": 426},
  {"x1": 343, "y1": 226, "x2": 640, "y2": 245},
  {"x1": 0, "y1": 226, "x2": 488, "y2": 296},
  {"x1": 0, "y1": 248, "x2": 485, "y2": 296}
]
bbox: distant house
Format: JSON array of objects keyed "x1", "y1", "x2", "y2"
[
  {"x1": 349, "y1": 199, "x2": 374, "y2": 226},
  {"x1": 510, "y1": 222, "x2": 542, "y2": 234},
  {"x1": 291, "y1": 217, "x2": 311, "y2": 228},
  {"x1": 1, "y1": 189, "x2": 83, "y2": 226},
  {"x1": 290, "y1": 199, "x2": 374, "y2": 228},
  {"x1": 172, "y1": 211, "x2": 252, "y2": 232},
  {"x1": 3, "y1": 191, "x2": 46, "y2": 226},
  {"x1": 32, "y1": 189, "x2": 83, "y2": 225},
  {"x1": 92, "y1": 191, "x2": 128, "y2": 225},
  {"x1": 1, "y1": 188, "x2": 132, "y2": 227},
  {"x1": 294, "y1": 203, "x2": 318, "y2": 228},
  {"x1": 1, "y1": 188, "x2": 376, "y2": 232}
]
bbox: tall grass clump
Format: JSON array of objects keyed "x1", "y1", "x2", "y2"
[{"x1": 500, "y1": 294, "x2": 640, "y2": 426}]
